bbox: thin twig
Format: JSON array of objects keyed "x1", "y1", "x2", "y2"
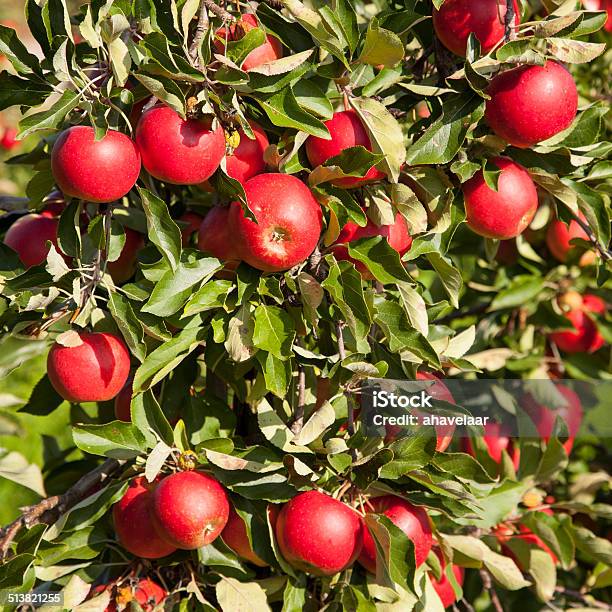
[
  {"x1": 504, "y1": 0, "x2": 515, "y2": 42},
  {"x1": 555, "y1": 586, "x2": 611, "y2": 610},
  {"x1": 571, "y1": 212, "x2": 612, "y2": 261},
  {"x1": 189, "y1": 0, "x2": 235, "y2": 64},
  {"x1": 290, "y1": 367, "x2": 306, "y2": 435},
  {"x1": 479, "y1": 569, "x2": 504, "y2": 612},
  {"x1": 0, "y1": 458, "x2": 124, "y2": 560}
]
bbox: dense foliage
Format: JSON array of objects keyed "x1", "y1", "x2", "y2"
[{"x1": 0, "y1": 0, "x2": 610, "y2": 610}]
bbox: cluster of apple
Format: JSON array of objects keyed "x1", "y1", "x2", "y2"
[{"x1": 111, "y1": 469, "x2": 463, "y2": 608}]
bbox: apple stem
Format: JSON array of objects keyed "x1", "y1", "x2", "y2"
[{"x1": 0, "y1": 458, "x2": 124, "y2": 561}]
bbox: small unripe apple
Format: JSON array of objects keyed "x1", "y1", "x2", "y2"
[
  {"x1": 430, "y1": 549, "x2": 464, "y2": 609},
  {"x1": 221, "y1": 505, "x2": 268, "y2": 566},
  {"x1": 522, "y1": 384, "x2": 583, "y2": 454},
  {"x1": 558, "y1": 290, "x2": 583, "y2": 311},
  {"x1": 225, "y1": 121, "x2": 269, "y2": 184},
  {"x1": 229, "y1": 173, "x2": 323, "y2": 272},
  {"x1": 107, "y1": 228, "x2": 144, "y2": 284},
  {"x1": 113, "y1": 476, "x2": 177, "y2": 559},
  {"x1": 179, "y1": 211, "x2": 204, "y2": 246},
  {"x1": 47, "y1": 332, "x2": 131, "y2": 402},
  {"x1": 462, "y1": 157, "x2": 538, "y2": 239},
  {"x1": 214, "y1": 13, "x2": 283, "y2": 72},
  {"x1": 135, "y1": 105, "x2": 225, "y2": 185},
  {"x1": 545, "y1": 213, "x2": 590, "y2": 263},
  {"x1": 358, "y1": 495, "x2": 432, "y2": 573},
  {"x1": 485, "y1": 61, "x2": 578, "y2": 147},
  {"x1": 305, "y1": 110, "x2": 385, "y2": 188},
  {"x1": 114, "y1": 376, "x2": 133, "y2": 422},
  {"x1": 464, "y1": 422, "x2": 520, "y2": 471},
  {"x1": 198, "y1": 206, "x2": 242, "y2": 262},
  {"x1": 332, "y1": 212, "x2": 412, "y2": 279},
  {"x1": 151, "y1": 471, "x2": 230, "y2": 549},
  {"x1": 433, "y1": 0, "x2": 520, "y2": 57},
  {"x1": 51, "y1": 126, "x2": 141, "y2": 203},
  {"x1": 3, "y1": 214, "x2": 61, "y2": 267},
  {"x1": 275, "y1": 490, "x2": 363, "y2": 576}
]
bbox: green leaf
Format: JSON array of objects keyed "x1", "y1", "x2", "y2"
[
  {"x1": 215, "y1": 577, "x2": 271, "y2": 612},
  {"x1": 251, "y1": 87, "x2": 329, "y2": 138},
  {"x1": 347, "y1": 236, "x2": 411, "y2": 284},
  {"x1": 426, "y1": 253, "x2": 462, "y2": 308},
  {"x1": 358, "y1": 17, "x2": 404, "y2": 67},
  {"x1": 143, "y1": 257, "x2": 222, "y2": 317},
  {"x1": 138, "y1": 187, "x2": 182, "y2": 271},
  {"x1": 253, "y1": 304, "x2": 296, "y2": 359},
  {"x1": 0, "y1": 73, "x2": 52, "y2": 111},
  {"x1": 133, "y1": 73, "x2": 186, "y2": 117},
  {"x1": 72, "y1": 422, "x2": 148, "y2": 459},
  {"x1": 0, "y1": 450, "x2": 45, "y2": 496},
  {"x1": 18, "y1": 90, "x2": 79, "y2": 139},
  {"x1": 107, "y1": 292, "x2": 147, "y2": 362},
  {"x1": 131, "y1": 390, "x2": 174, "y2": 447},
  {"x1": 489, "y1": 276, "x2": 544, "y2": 311},
  {"x1": 308, "y1": 146, "x2": 385, "y2": 186},
  {"x1": 0, "y1": 24, "x2": 42, "y2": 74}
]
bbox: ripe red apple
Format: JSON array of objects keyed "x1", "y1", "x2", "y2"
[
  {"x1": 332, "y1": 212, "x2": 412, "y2": 279},
  {"x1": 3, "y1": 214, "x2": 61, "y2": 267},
  {"x1": 275, "y1": 490, "x2": 363, "y2": 576},
  {"x1": 113, "y1": 476, "x2": 177, "y2": 559},
  {"x1": 228, "y1": 173, "x2": 322, "y2": 272},
  {"x1": 47, "y1": 332, "x2": 131, "y2": 402},
  {"x1": 433, "y1": 0, "x2": 520, "y2": 57},
  {"x1": 51, "y1": 126, "x2": 141, "y2": 203},
  {"x1": 522, "y1": 384, "x2": 583, "y2": 454},
  {"x1": 107, "y1": 228, "x2": 144, "y2": 284},
  {"x1": 549, "y1": 297, "x2": 604, "y2": 354},
  {"x1": 151, "y1": 471, "x2": 229, "y2": 549},
  {"x1": 114, "y1": 376, "x2": 133, "y2": 422},
  {"x1": 221, "y1": 505, "x2": 267, "y2": 566},
  {"x1": 179, "y1": 211, "x2": 204, "y2": 246},
  {"x1": 430, "y1": 549, "x2": 464, "y2": 609},
  {"x1": 464, "y1": 422, "x2": 520, "y2": 471},
  {"x1": 0, "y1": 127, "x2": 19, "y2": 150},
  {"x1": 225, "y1": 121, "x2": 269, "y2": 184},
  {"x1": 305, "y1": 110, "x2": 385, "y2": 188},
  {"x1": 485, "y1": 61, "x2": 578, "y2": 148},
  {"x1": 198, "y1": 206, "x2": 242, "y2": 262},
  {"x1": 135, "y1": 105, "x2": 225, "y2": 185},
  {"x1": 545, "y1": 213, "x2": 591, "y2": 263},
  {"x1": 359, "y1": 495, "x2": 432, "y2": 573},
  {"x1": 462, "y1": 157, "x2": 538, "y2": 239},
  {"x1": 214, "y1": 13, "x2": 283, "y2": 71}
]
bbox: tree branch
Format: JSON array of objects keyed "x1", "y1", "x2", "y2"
[
  {"x1": 290, "y1": 367, "x2": 306, "y2": 435},
  {"x1": 571, "y1": 212, "x2": 612, "y2": 262},
  {"x1": 0, "y1": 458, "x2": 124, "y2": 561},
  {"x1": 189, "y1": 0, "x2": 235, "y2": 62},
  {"x1": 504, "y1": 0, "x2": 515, "y2": 42},
  {"x1": 479, "y1": 569, "x2": 504, "y2": 612}
]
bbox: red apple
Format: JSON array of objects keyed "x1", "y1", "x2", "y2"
[
  {"x1": 549, "y1": 306, "x2": 601, "y2": 354},
  {"x1": 430, "y1": 549, "x2": 464, "y2": 609},
  {"x1": 90, "y1": 578, "x2": 166, "y2": 612},
  {"x1": 522, "y1": 384, "x2": 583, "y2": 454},
  {"x1": 221, "y1": 505, "x2": 268, "y2": 566},
  {"x1": 107, "y1": 228, "x2": 144, "y2": 284},
  {"x1": 496, "y1": 522, "x2": 558, "y2": 569},
  {"x1": 151, "y1": 471, "x2": 229, "y2": 549},
  {"x1": 359, "y1": 495, "x2": 432, "y2": 573},
  {"x1": 305, "y1": 110, "x2": 385, "y2": 188},
  {"x1": 179, "y1": 211, "x2": 204, "y2": 246},
  {"x1": 0, "y1": 127, "x2": 19, "y2": 150},
  {"x1": 462, "y1": 157, "x2": 538, "y2": 239},
  {"x1": 225, "y1": 121, "x2": 269, "y2": 184},
  {"x1": 113, "y1": 476, "x2": 177, "y2": 559},
  {"x1": 464, "y1": 422, "x2": 520, "y2": 471},
  {"x1": 3, "y1": 214, "x2": 61, "y2": 267},
  {"x1": 546, "y1": 213, "x2": 590, "y2": 263},
  {"x1": 135, "y1": 105, "x2": 225, "y2": 185},
  {"x1": 582, "y1": 294, "x2": 606, "y2": 351},
  {"x1": 214, "y1": 13, "x2": 283, "y2": 72},
  {"x1": 228, "y1": 173, "x2": 322, "y2": 272},
  {"x1": 332, "y1": 212, "x2": 412, "y2": 279},
  {"x1": 198, "y1": 206, "x2": 242, "y2": 262},
  {"x1": 275, "y1": 490, "x2": 363, "y2": 576},
  {"x1": 47, "y1": 332, "x2": 131, "y2": 402},
  {"x1": 51, "y1": 126, "x2": 141, "y2": 203},
  {"x1": 485, "y1": 61, "x2": 578, "y2": 148},
  {"x1": 433, "y1": 0, "x2": 520, "y2": 57},
  {"x1": 114, "y1": 376, "x2": 133, "y2": 422}
]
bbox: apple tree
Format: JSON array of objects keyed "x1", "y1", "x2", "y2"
[{"x1": 0, "y1": 0, "x2": 611, "y2": 610}]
